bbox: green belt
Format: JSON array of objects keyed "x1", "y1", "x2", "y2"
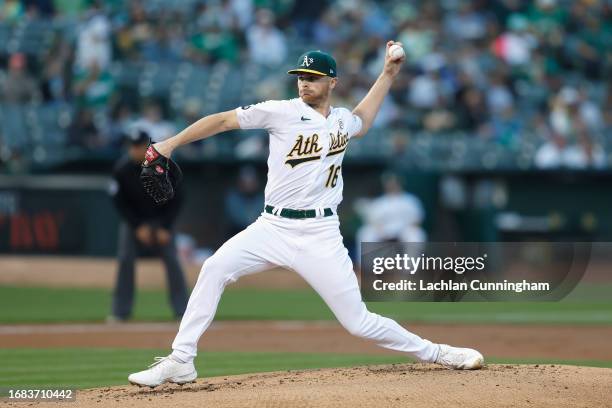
[{"x1": 265, "y1": 205, "x2": 333, "y2": 219}]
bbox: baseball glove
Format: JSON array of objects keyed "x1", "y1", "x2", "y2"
[{"x1": 140, "y1": 143, "x2": 182, "y2": 204}]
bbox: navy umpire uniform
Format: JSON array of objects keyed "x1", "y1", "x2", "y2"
[{"x1": 109, "y1": 130, "x2": 188, "y2": 321}]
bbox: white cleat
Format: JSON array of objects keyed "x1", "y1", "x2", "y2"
[
  {"x1": 128, "y1": 355, "x2": 197, "y2": 388},
  {"x1": 435, "y1": 344, "x2": 484, "y2": 370}
]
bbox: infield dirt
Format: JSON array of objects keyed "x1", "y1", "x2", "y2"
[
  {"x1": 1, "y1": 321, "x2": 612, "y2": 360},
  {"x1": 3, "y1": 364, "x2": 610, "y2": 408}
]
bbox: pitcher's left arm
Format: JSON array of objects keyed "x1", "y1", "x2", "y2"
[{"x1": 352, "y1": 41, "x2": 405, "y2": 138}]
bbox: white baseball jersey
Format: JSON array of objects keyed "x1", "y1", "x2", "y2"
[
  {"x1": 170, "y1": 100, "x2": 440, "y2": 368},
  {"x1": 235, "y1": 98, "x2": 363, "y2": 210}
]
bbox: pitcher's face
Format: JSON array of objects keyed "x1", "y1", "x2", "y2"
[{"x1": 297, "y1": 74, "x2": 336, "y2": 105}]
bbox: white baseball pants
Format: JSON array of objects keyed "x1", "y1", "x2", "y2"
[{"x1": 171, "y1": 212, "x2": 439, "y2": 363}]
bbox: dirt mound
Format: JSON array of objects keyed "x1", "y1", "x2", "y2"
[{"x1": 61, "y1": 364, "x2": 612, "y2": 408}]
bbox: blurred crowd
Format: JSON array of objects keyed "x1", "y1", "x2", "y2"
[{"x1": 0, "y1": 0, "x2": 611, "y2": 170}]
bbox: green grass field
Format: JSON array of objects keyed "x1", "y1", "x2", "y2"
[
  {"x1": 1, "y1": 286, "x2": 611, "y2": 324},
  {"x1": 1, "y1": 348, "x2": 611, "y2": 389},
  {"x1": 1, "y1": 286, "x2": 611, "y2": 391}
]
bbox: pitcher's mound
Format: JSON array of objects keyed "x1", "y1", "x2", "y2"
[{"x1": 77, "y1": 364, "x2": 611, "y2": 408}]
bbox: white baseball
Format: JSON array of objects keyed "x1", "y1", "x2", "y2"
[{"x1": 388, "y1": 44, "x2": 405, "y2": 60}]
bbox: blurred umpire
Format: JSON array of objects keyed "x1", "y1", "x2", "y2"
[{"x1": 108, "y1": 129, "x2": 188, "y2": 322}]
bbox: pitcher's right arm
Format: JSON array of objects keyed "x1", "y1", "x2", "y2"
[{"x1": 152, "y1": 110, "x2": 240, "y2": 158}]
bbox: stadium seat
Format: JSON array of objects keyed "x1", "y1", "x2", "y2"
[{"x1": 0, "y1": 104, "x2": 31, "y2": 154}]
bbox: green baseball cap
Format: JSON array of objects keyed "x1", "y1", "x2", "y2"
[{"x1": 287, "y1": 50, "x2": 337, "y2": 78}]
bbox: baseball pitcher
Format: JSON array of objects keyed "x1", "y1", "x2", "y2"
[{"x1": 129, "y1": 41, "x2": 484, "y2": 388}]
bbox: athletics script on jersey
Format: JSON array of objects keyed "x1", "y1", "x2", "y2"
[{"x1": 285, "y1": 128, "x2": 349, "y2": 167}]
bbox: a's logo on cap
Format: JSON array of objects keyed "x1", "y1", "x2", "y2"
[{"x1": 301, "y1": 56, "x2": 314, "y2": 67}]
